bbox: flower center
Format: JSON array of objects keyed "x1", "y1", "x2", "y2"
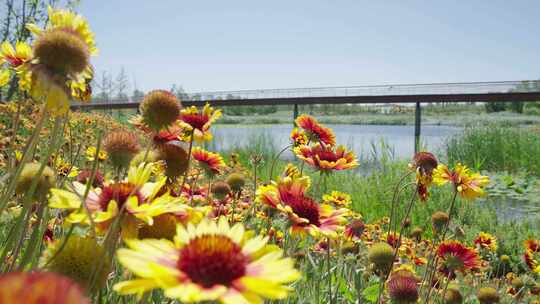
[
  {"x1": 181, "y1": 113, "x2": 208, "y2": 131},
  {"x1": 98, "y1": 182, "x2": 142, "y2": 210},
  {"x1": 6, "y1": 55, "x2": 24, "y2": 67},
  {"x1": 177, "y1": 235, "x2": 248, "y2": 288},
  {"x1": 316, "y1": 150, "x2": 338, "y2": 162},
  {"x1": 284, "y1": 194, "x2": 321, "y2": 226}
]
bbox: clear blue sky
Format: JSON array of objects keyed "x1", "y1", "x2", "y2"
[{"x1": 79, "y1": 1, "x2": 540, "y2": 93}]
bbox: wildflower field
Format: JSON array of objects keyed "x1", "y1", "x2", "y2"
[{"x1": 1, "y1": 6, "x2": 540, "y2": 304}]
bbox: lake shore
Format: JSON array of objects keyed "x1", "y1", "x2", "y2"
[{"x1": 218, "y1": 110, "x2": 540, "y2": 126}]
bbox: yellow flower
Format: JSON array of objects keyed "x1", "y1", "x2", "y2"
[
  {"x1": 433, "y1": 163, "x2": 489, "y2": 200},
  {"x1": 322, "y1": 191, "x2": 352, "y2": 208},
  {"x1": 114, "y1": 217, "x2": 300, "y2": 303},
  {"x1": 86, "y1": 146, "x2": 107, "y2": 161}
]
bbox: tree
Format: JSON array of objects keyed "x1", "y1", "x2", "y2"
[{"x1": 115, "y1": 67, "x2": 130, "y2": 100}]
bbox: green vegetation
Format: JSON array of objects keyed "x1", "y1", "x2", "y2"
[{"x1": 446, "y1": 124, "x2": 540, "y2": 175}]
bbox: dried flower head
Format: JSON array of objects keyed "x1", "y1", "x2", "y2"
[
  {"x1": 431, "y1": 211, "x2": 449, "y2": 234},
  {"x1": 211, "y1": 180, "x2": 231, "y2": 200},
  {"x1": 157, "y1": 141, "x2": 189, "y2": 179},
  {"x1": 226, "y1": 172, "x2": 246, "y2": 193},
  {"x1": 387, "y1": 271, "x2": 419, "y2": 304},
  {"x1": 33, "y1": 28, "x2": 89, "y2": 75},
  {"x1": 103, "y1": 129, "x2": 140, "y2": 168},
  {"x1": 140, "y1": 90, "x2": 181, "y2": 130}
]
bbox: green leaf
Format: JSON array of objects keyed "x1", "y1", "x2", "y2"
[{"x1": 362, "y1": 283, "x2": 380, "y2": 303}]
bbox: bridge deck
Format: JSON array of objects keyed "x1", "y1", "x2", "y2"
[{"x1": 71, "y1": 80, "x2": 540, "y2": 110}]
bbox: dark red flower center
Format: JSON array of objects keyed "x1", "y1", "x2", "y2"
[
  {"x1": 177, "y1": 235, "x2": 248, "y2": 288},
  {"x1": 98, "y1": 182, "x2": 142, "y2": 210},
  {"x1": 181, "y1": 113, "x2": 208, "y2": 131},
  {"x1": 283, "y1": 194, "x2": 321, "y2": 227},
  {"x1": 6, "y1": 55, "x2": 24, "y2": 67},
  {"x1": 314, "y1": 149, "x2": 338, "y2": 162}
]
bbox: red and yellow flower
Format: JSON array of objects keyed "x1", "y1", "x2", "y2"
[
  {"x1": 294, "y1": 143, "x2": 358, "y2": 172},
  {"x1": 524, "y1": 239, "x2": 540, "y2": 274},
  {"x1": 49, "y1": 163, "x2": 196, "y2": 239},
  {"x1": 0, "y1": 272, "x2": 90, "y2": 304},
  {"x1": 295, "y1": 114, "x2": 336, "y2": 146},
  {"x1": 179, "y1": 103, "x2": 221, "y2": 142},
  {"x1": 474, "y1": 232, "x2": 498, "y2": 252},
  {"x1": 0, "y1": 41, "x2": 32, "y2": 87},
  {"x1": 433, "y1": 163, "x2": 489, "y2": 200},
  {"x1": 437, "y1": 240, "x2": 481, "y2": 273},
  {"x1": 192, "y1": 147, "x2": 227, "y2": 176},
  {"x1": 322, "y1": 190, "x2": 352, "y2": 208},
  {"x1": 290, "y1": 128, "x2": 308, "y2": 146},
  {"x1": 114, "y1": 217, "x2": 300, "y2": 303},
  {"x1": 256, "y1": 175, "x2": 349, "y2": 238}
]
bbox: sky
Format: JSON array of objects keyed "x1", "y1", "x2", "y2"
[{"x1": 79, "y1": 1, "x2": 540, "y2": 93}]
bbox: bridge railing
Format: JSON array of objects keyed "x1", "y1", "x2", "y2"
[{"x1": 189, "y1": 80, "x2": 532, "y2": 101}]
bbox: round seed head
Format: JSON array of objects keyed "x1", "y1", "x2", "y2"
[
  {"x1": 368, "y1": 242, "x2": 395, "y2": 275},
  {"x1": 477, "y1": 287, "x2": 500, "y2": 304},
  {"x1": 511, "y1": 277, "x2": 524, "y2": 290},
  {"x1": 15, "y1": 162, "x2": 56, "y2": 200},
  {"x1": 138, "y1": 214, "x2": 177, "y2": 240},
  {"x1": 76, "y1": 169, "x2": 104, "y2": 188},
  {"x1": 500, "y1": 255, "x2": 510, "y2": 264},
  {"x1": 41, "y1": 236, "x2": 109, "y2": 292},
  {"x1": 410, "y1": 227, "x2": 423, "y2": 241},
  {"x1": 103, "y1": 129, "x2": 140, "y2": 168},
  {"x1": 432, "y1": 211, "x2": 450, "y2": 234},
  {"x1": 387, "y1": 271, "x2": 419, "y2": 304},
  {"x1": 444, "y1": 287, "x2": 463, "y2": 304},
  {"x1": 34, "y1": 29, "x2": 89, "y2": 75},
  {"x1": 226, "y1": 172, "x2": 246, "y2": 192},
  {"x1": 157, "y1": 141, "x2": 189, "y2": 179},
  {"x1": 211, "y1": 180, "x2": 231, "y2": 200},
  {"x1": 140, "y1": 90, "x2": 181, "y2": 130}
]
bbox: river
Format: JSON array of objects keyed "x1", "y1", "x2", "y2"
[{"x1": 210, "y1": 124, "x2": 462, "y2": 160}]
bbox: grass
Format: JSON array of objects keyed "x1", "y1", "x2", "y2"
[
  {"x1": 446, "y1": 124, "x2": 540, "y2": 175},
  {"x1": 220, "y1": 134, "x2": 540, "y2": 257}
]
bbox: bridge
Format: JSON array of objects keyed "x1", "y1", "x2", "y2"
[
  {"x1": 72, "y1": 80, "x2": 540, "y2": 109},
  {"x1": 71, "y1": 80, "x2": 540, "y2": 152}
]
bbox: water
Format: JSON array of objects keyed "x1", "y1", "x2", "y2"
[{"x1": 210, "y1": 124, "x2": 461, "y2": 159}]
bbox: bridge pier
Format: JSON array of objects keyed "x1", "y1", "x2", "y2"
[
  {"x1": 414, "y1": 102, "x2": 421, "y2": 154},
  {"x1": 293, "y1": 103, "x2": 299, "y2": 123}
]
